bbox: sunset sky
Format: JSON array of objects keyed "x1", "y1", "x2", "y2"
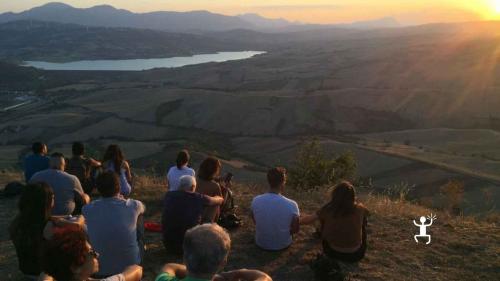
[{"x1": 2, "y1": 0, "x2": 500, "y2": 25}]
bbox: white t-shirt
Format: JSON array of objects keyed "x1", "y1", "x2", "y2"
[
  {"x1": 251, "y1": 193, "x2": 300, "y2": 250},
  {"x1": 166, "y1": 166, "x2": 195, "y2": 191}
]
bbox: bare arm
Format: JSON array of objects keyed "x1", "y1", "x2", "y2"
[
  {"x1": 413, "y1": 220, "x2": 419, "y2": 226},
  {"x1": 159, "y1": 263, "x2": 187, "y2": 279},
  {"x1": 43, "y1": 216, "x2": 85, "y2": 239},
  {"x1": 121, "y1": 265, "x2": 143, "y2": 281},
  {"x1": 290, "y1": 215, "x2": 300, "y2": 235},
  {"x1": 218, "y1": 269, "x2": 272, "y2": 281},
  {"x1": 88, "y1": 157, "x2": 101, "y2": 167},
  {"x1": 124, "y1": 161, "x2": 132, "y2": 183},
  {"x1": 206, "y1": 195, "x2": 224, "y2": 206},
  {"x1": 82, "y1": 193, "x2": 90, "y2": 204},
  {"x1": 300, "y1": 213, "x2": 318, "y2": 225}
]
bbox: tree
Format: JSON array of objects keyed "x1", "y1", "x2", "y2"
[{"x1": 288, "y1": 139, "x2": 357, "y2": 190}]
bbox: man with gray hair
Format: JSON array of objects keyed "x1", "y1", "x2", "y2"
[
  {"x1": 30, "y1": 152, "x2": 90, "y2": 215},
  {"x1": 156, "y1": 224, "x2": 271, "y2": 281},
  {"x1": 161, "y1": 175, "x2": 224, "y2": 254}
]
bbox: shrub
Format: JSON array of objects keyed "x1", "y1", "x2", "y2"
[
  {"x1": 439, "y1": 180, "x2": 464, "y2": 215},
  {"x1": 288, "y1": 139, "x2": 357, "y2": 190},
  {"x1": 383, "y1": 181, "x2": 414, "y2": 201}
]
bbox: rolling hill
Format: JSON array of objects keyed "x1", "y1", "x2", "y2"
[{"x1": 0, "y1": 20, "x2": 264, "y2": 62}]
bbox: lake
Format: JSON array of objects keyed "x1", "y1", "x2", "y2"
[{"x1": 23, "y1": 51, "x2": 265, "y2": 71}]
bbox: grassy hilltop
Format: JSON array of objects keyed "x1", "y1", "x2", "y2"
[{"x1": 0, "y1": 171, "x2": 498, "y2": 281}]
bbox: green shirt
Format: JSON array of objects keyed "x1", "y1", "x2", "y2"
[{"x1": 155, "y1": 273, "x2": 210, "y2": 281}]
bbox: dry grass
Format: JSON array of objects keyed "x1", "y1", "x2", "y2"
[{"x1": 1, "y1": 172, "x2": 499, "y2": 281}]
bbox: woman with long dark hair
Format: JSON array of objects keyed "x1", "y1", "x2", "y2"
[
  {"x1": 301, "y1": 181, "x2": 369, "y2": 262},
  {"x1": 9, "y1": 183, "x2": 84, "y2": 279},
  {"x1": 196, "y1": 156, "x2": 224, "y2": 222},
  {"x1": 102, "y1": 144, "x2": 132, "y2": 196},
  {"x1": 166, "y1": 150, "x2": 195, "y2": 192}
]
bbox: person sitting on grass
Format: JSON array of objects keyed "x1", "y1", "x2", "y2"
[
  {"x1": 66, "y1": 142, "x2": 101, "y2": 195},
  {"x1": 161, "y1": 175, "x2": 223, "y2": 255},
  {"x1": 82, "y1": 171, "x2": 145, "y2": 278},
  {"x1": 102, "y1": 144, "x2": 132, "y2": 197},
  {"x1": 301, "y1": 181, "x2": 369, "y2": 263},
  {"x1": 24, "y1": 142, "x2": 49, "y2": 182},
  {"x1": 156, "y1": 223, "x2": 272, "y2": 281},
  {"x1": 9, "y1": 183, "x2": 85, "y2": 280},
  {"x1": 40, "y1": 225, "x2": 143, "y2": 281},
  {"x1": 167, "y1": 149, "x2": 195, "y2": 192},
  {"x1": 196, "y1": 157, "x2": 224, "y2": 223},
  {"x1": 251, "y1": 167, "x2": 300, "y2": 251},
  {"x1": 30, "y1": 153, "x2": 90, "y2": 216}
]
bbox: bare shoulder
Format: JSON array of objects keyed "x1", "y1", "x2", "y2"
[{"x1": 356, "y1": 203, "x2": 369, "y2": 216}]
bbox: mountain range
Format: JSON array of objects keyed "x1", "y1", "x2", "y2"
[{"x1": 0, "y1": 2, "x2": 400, "y2": 33}]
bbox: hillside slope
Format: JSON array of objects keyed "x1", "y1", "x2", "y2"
[
  {"x1": 0, "y1": 172, "x2": 498, "y2": 280},
  {"x1": 0, "y1": 21, "x2": 259, "y2": 62}
]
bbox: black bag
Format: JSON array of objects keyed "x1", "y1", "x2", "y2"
[
  {"x1": 310, "y1": 253, "x2": 346, "y2": 281},
  {"x1": 217, "y1": 186, "x2": 242, "y2": 229}
]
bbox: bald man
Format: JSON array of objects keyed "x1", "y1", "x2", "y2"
[{"x1": 30, "y1": 152, "x2": 90, "y2": 215}]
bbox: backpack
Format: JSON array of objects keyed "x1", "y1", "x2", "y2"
[
  {"x1": 310, "y1": 254, "x2": 346, "y2": 281},
  {"x1": 217, "y1": 186, "x2": 242, "y2": 229}
]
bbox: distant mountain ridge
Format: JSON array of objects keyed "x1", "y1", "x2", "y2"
[
  {"x1": 0, "y1": 2, "x2": 400, "y2": 33},
  {"x1": 0, "y1": 2, "x2": 253, "y2": 32}
]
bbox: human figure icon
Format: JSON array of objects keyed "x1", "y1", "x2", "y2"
[{"x1": 413, "y1": 214, "x2": 436, "y2": 244}]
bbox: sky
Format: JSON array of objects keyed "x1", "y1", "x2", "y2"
[{"x1": 1, "y1": 0, "x2": 500, "y2": 25}]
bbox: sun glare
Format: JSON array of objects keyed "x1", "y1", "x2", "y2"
[{"x1": 494, "y1": 0, "x2": 500, "y2": 13}]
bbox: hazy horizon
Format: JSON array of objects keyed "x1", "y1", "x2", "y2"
[{"x1": 1, "y1": 0, "x2": 500, "y2": 25}]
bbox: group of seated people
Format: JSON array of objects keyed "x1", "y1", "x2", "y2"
[
  {"x1": 10, "y1": 142, "x2": 369, "y2": 280},
  {"x1": 252, "y1": 167, "x2": 369, "y2": 262}
]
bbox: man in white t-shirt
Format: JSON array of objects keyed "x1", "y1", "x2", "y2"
[
  {"x1": 251, "y1": 167, "x2": 300, "y2": 251},
  {"x1": 167, "y1": 150, "x2": 196, "y2": 191}
]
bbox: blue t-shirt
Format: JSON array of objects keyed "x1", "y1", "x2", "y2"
[
  {"x1": 82, "y1": 197, "x2": 145, "y2": 276},
  {"x1": 24, "y1": 154, "x2": 49, "y2": 182}
]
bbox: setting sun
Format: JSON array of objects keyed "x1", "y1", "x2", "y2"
[{"x1": 495, "y1": 0, "x2": 500, "y2": 13}]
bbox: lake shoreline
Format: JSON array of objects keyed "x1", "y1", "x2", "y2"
[{"x1": 21, "y1": 51, "x2": 266, "y2": 71}]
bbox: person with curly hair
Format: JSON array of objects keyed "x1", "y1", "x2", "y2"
[{"x1": 40, "y1": 225, "x2": 142, "y2": 281}]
